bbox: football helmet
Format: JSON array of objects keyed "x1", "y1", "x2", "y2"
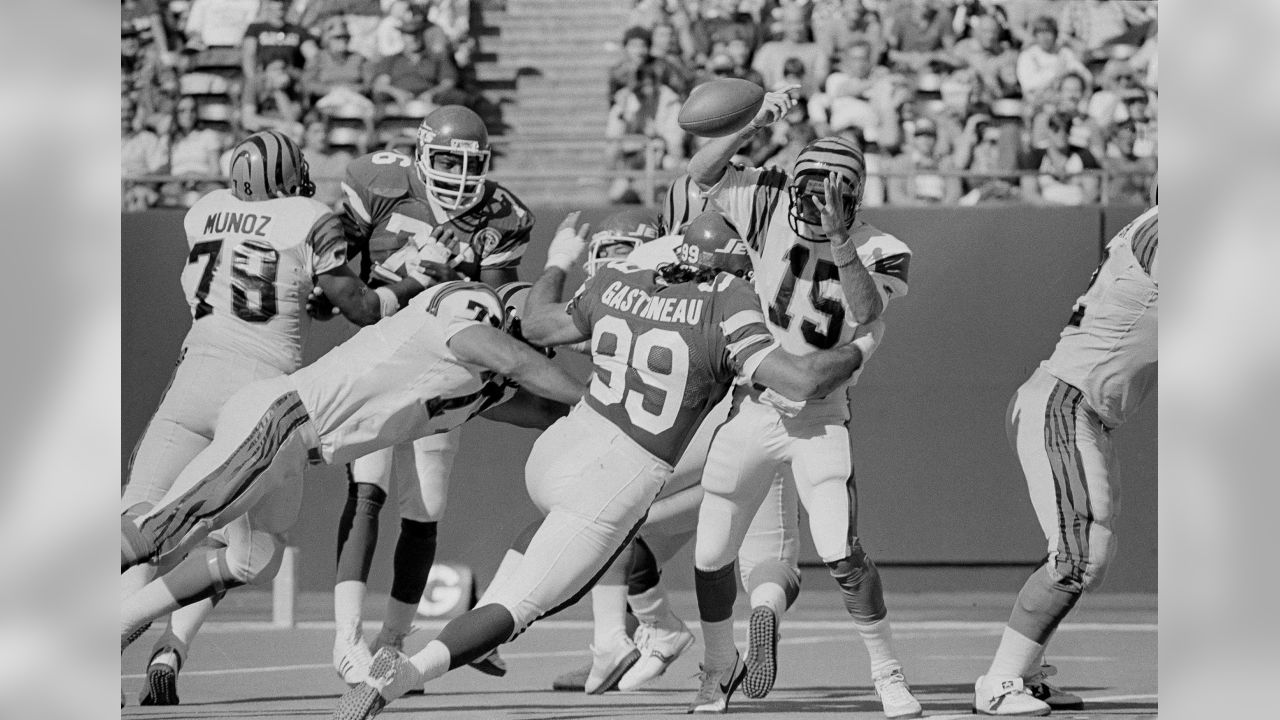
[
  {"x1": 495, "y1": 281, "x2": 550, "y2": 354},
  {"x1": 787, "y1": 137, "x2": 865, "y2": 237},
  {"x1": 585, "y1": 208, "x2": 663, "y2": 276},
  {"x1": 672, "y1": 211, "x2": 753, "y2": 280},
  {"x1": 228, "y1": 130, "x2": 315, "y2": 201},
  {"x1": 416, "y1": 105, "x2": 492, "y2": 210}
]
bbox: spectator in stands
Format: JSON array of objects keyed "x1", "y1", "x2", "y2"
[
  {"x1": 375, "y1": 1, "x2": 418, "y2": 58},
  {"x1": 122, "y1": 98, "x2": 169, "y2": 183},
  {"x1": 183, "y1": 0, "x2": 260, "y2": 66},
  {"x1": 423, "y1": 0, "x2": 476, "y2": 69},
  {"x1": 651, "y1": 21, "x2": 694, "y2": 96},
  {"x1": 885, "y1": 116, "x2": 959, "y2": 204},
  {"x1": 165, "y1": 95, "x2": 225, "y2": 179},
  {"x1": 1018, "y1": 110, "x2": 1101, "y2": 205},
  {"x1": 122, "y1": 0, "x2": 172, "y2": 55},
  {"x1": 752, "y1": 4, "x2": 829, "y2": 95},
  {"x1": 885, "y1": 0, "x2": 955, "y2": 72},
  {"x1": 610, "y1": 27, "x2": 654, "y2": 100},
  {"x1": 242, "y1": 58, "x2": 306, "y2": 137},
  {"x1": 301, "y1": 115, "x2": 356, "y2": 206},
  {"x1": 809, "y1": 40, "x2": 899, "y2": 147},
  {"x1": 951, "y1": 112, "x2": 1021, "y2": 204},
  {"x1": 688, "y1": 0, "x2": 760, "y2": 66},
  {"x1": 930, "y1": 69, "x2": 985, "y2": 156},
  {"x1": 241, "y1": 0, "x2": 315, "y2": 88},
  {"x1": 1100, "y1": 118, "x2": 1156, "y2": 204},
  {"x1": 1086, "y1": 59, "x2": 1142, "y2": 132},
  {"x1": 299, "y1": 0, "x2": 384, "y2": 61},
  {"x1": 1056, "y1": 0, "x2": 1148, "y2": 63},
  {"x1": 724, "y1": 36, "x2": 765, "y2": 87},
  {"x1": 1030, "y1": 72, "x2": 1102, "y2": 155},
  {"x1": 1016, "y1": 16, "x2": 1089, "y2": 104},
  {"x1": 1121, "y1": 90, "x2": 1157, "y2": 159},
  {"x1": 605, "y1": 59, "x2": 686, "y2": 202},
  {"x1": 303, "y1": 17, "x2": 373, "y2": 113},
  {"x1": 756, "y1": 118, "x2": 817, "y2": 171},
  {"x1": 946, "y1": 14, "x2": 1019, "y2": 101},
  {"x1": 812, "y1": 0, "x2": 871, "y2": 60},
  {"x1": 370, "y1": 17, "x2": 465, "y2": 114}
]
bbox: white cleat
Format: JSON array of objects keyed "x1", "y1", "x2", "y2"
[
  {"x1": 973, "y1": 675, "x2": 1051, "y2": 716},
  {"x1": 333, "y1": 633, "x2": 374, "y2": 686},
  {"x1": 873, "y1": 667, "x2": 923, "y2": 719},
  {"x1": 585, "y1": 636, "x2": 641, "y2": 694},
  {"x1": 687, "y1": 653, "x2": 746, "y2": 713},
  {"x1": 332, "y1": 647, "x2": 423, "y2": 720},
  {"x1": 618, "y1": 621, "x2": 696, "y2": 691},
  {"x1": 1025, "y1": 663, "x2": 1083, "y2": 709}
]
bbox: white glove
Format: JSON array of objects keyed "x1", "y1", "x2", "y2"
[{"x1": 544, "y1": 211, "x2": 590, "y2": 271}]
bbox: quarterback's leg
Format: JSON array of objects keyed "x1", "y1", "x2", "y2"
[
  {"x1": 334, "y1": 405, "x2": 667, "y2": 718},
  {"x1": 977, "y1": 370, "x2": 1117, "y2": 715},
  {"x1": 787, "y1": 415, "x2": 921, "y2": 719},
  {"x1": 736, "y1": 471, "x2": 802, "y2": 699}
]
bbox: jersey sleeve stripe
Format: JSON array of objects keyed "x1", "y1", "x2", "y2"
[
  {"x1": 719, "y1": 308, "x2": 768, "y2": 337},
  {"x1": 480, "y1": 244, "x2": 527, "y2": 268},
  {"x1": 726, "y1": 333, "x2": 774, "y2": 358},
  {"x1": 341, "y1": 182, "x2": 372, "y2": 223},
  {"x1": 1130, "y1": 213, "x2": 1158, "y2": 275},
  {"x1": 736, "y1": 341, "x2": 779, "y2": 383}
]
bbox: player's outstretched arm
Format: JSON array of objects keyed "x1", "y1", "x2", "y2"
[
  {"x1": 480, "y1": 387, "x2": 571, "y2": 429},
  {"x1": 315, "y1": 264, "x2": 426, "y2": 326},
  {"x1": 815, "y1": 171, "x2": 884, "y2": 324},
  {"x1": 523, "y1": 212, "x2": 593, "y2": 347},
  {"x1": 448, "y1": 324, "x2": 586, "y2": 406},
  {"x1": 688, "y1": 86, "x2": 797, "y2": 190},
  {"x1": 751, "y1": 342, "x2": 866, "y2": 402}
]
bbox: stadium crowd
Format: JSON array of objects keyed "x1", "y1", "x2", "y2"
[
  {"x1": 121, "y1": 0, "x2": 1157, "y2": 210},
  {"x1": 605, "y1": 0, "x2": 1157, "y2": 205},
  {"x1": 122, "y1": 0, "x2": 476, "y2": 209}
]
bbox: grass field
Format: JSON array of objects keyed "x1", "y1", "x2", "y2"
[{"x1": 121, "y1": 589, "x2": 1156, "y2": 719}]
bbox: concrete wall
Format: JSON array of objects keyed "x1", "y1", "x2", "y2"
[{"x1": 122, "y1": 205, "x2": 1155, "y2": 593}]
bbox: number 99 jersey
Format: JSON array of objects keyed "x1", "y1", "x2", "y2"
[
  {"x1": 566, "y1": 262, "x2": 780, "y2": 466},
  {"x1": 181, "y1": 189, "x2": 348, "y2": 373}
]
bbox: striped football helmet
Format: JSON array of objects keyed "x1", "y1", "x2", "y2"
[
  {"x1": 228, "y1": 130, "x2": 315, "y2": 201},
  {"x1": 787, "y1": 136, "x2": 866, "y2": 237},
  {"x1": 585, "y1": 208, "x2": 663, "y2": 276}
]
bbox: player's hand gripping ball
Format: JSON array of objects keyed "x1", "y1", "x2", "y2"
[{"x1": 677, "y1": 78, "x2": 767, "y2": 137}]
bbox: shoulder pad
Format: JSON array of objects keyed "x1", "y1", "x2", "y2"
[{"x1": 346, "y1": 152, "x2": 415, "y2": 200}]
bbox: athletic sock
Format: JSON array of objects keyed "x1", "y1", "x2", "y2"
[
  {"x1": 748, "y1": 582, "x2": 788, "y2": 618},
  {"x1": 701, "y1": 619, "x2": 737, "y2": 669},
  {"x1": 123, "y1": 549, "x2": 239, "y2": 642},
  {"x1": 381, "y1": 599, "x2": 418, "y2": 646},
  {"x1": 592, "y1": 584, "x2": 631, "y2": 647},
  {"x1": 335, "y1": 482, "x2": 385, "y2": 584},
  {"x1": 987, "y1": 626, "x2": 1046, "y2": 679},
  {"x1": 628, "y1": 584, "x2": 681, "y2": 632},
  {"x1": 853, "y1": 616, "x2": 900, "y2": 678},
  {"x1": 334, "y1": 580, "x2": 367, "y2": 636},
  {"x1": 383, "y1": 520, "x2": 437, "y2": 638},
  {"x1": 410, "y1": 640, "x2": 452, "y2": 681}
]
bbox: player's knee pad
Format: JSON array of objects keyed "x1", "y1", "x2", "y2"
[
  {"x1": 626, "y1": 536, "x2": 661, "y2": 595},
  {"x1": 219, "y1": 530, "x2": 285, "y2": 587},
  {"x1": 825, "y1": 542, "x2": 887, "y2": 624},
  {"x1": 745, "y1": 560, "x2": 802, "y2": 610}
]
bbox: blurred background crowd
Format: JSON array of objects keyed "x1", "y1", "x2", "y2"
[{"x1": 122, "y1": 0, "x2": 1157, "y2": 210}]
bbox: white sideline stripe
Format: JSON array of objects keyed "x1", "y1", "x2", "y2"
[
  {"x1": 1087, "y1": 693, "x2": 1158, "y2": 702},
  {"x1": 193, "y1": 619, "x2": 1155, "y2": 634},
  {"x1": 924, "y1": 654, "x2": 1114, "y2": 662}
]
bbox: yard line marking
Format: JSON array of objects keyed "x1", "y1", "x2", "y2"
[
  {"x1": 1085, "y1": 693, "x2": 1158, "y2": 702},
  {"x1": 121, "y1": 662, "x2": 329, "y2": 680},
  {"x1": 923, "y1": 655, "x2": 1114, "y2": 662}
]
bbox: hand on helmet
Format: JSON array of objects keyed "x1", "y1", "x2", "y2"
[
  {"x1": 750, "y1": 86, "x2": 799, "y2": 130},
  {"x1": 545, "y1": 210, "x2": 592, "y2": 271},
  {"x1": 813, "y1": 171, "x2": 851, "y2": 241}
]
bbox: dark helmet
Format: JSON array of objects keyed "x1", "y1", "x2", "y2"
[
  {"x1": 416, "y1": 105, "x2": 492, "y2": 209},
  {"x1": 228, "y1": 130, "x2": 314, "y2": 200},
  {"x1": 586, "y1": 207, "x2": 664, "y2": 276},
  {"x1": 671, "y1": 211, "x2": 753, "y2": 280},
  {"x1": 787, "y1": 136, "x2": 866, "y2": 237}
]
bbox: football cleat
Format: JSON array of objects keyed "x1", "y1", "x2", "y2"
[
  {"x1": 742, "y1": 606, "x2": 779, "y2": 699},
  {"x1": 618, "y1": 620, "x2": 696, "y2": 691},
  {"x1": 552, "y1": 660, "x2": 592, "y2": 691},
  {"x1": 973, "y1": 675, "x2": 1051, "y2": 716},
  {"x1": 334, "y1": 633, "x2": 374, "y2": 686},
  {"x1": 1025, "y1": 664, "x2": 1084, "y2": 709},
  {"x1": 873, "y1": 667, "x2": 922, "y2": 718},
  {"x1": 687, "y1": 652, "x2": 746, "y2": 713},
  {"x1": 333, "y1": 647, "x2": 422, "y2": 720},
  {"x1": 585, "y1": 637, "x2": 641, "y2": 694},
  {"x1": 138, "y1": 646, "x2": 182, "y2": 706},
  {"x1": 468, "y1": 647, "x2": 509, "y2": 677}
]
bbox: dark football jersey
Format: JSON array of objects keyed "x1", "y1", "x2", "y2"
[
  {"x1": 567, "y1": 262, "x2": 779, "y2": 465},
  {"x1": 339, "y1": 151, "x2": 534, "y2": 284}
]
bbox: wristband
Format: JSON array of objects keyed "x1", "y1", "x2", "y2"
[
  {"x1": 829, "y1": 232, "x2": 862, "y2": 268},
  {"x1": 374, "y1": 286, "x2": 401, "y2": 318}
]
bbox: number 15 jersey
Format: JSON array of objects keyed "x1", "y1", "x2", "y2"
[
  {"x1": 702, "y1": 164, "x2": 911, "y2": 403},
  {"x1": 181, "y1": 189, "x2": 348, "y2": 373},
  {"x1": 567, "y1": 263, "x2": 781, "y2": 465}
]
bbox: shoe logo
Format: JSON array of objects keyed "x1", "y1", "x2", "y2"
[
  {"x1": 719, "y1": 679, "x2": 734, "y2": 695},
  {"x1": 1000, "y1": 680, "x2": 1015, "y2": 690}
]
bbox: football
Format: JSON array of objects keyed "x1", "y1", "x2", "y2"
[{"x1": 677, "y1": 78, "x2": 766, "y2": 137}]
